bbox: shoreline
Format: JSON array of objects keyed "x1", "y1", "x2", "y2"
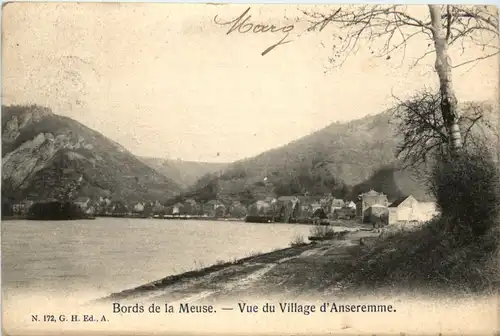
[
  {"x1": 94, "y1": 218, "x2": 498, "y2": 305},
  {"x1": 95, "y1": 229, "x2": 380, "y2": 304},
  {"x1": 3, "y1": 215, "x2": 369, "y2": 229}
]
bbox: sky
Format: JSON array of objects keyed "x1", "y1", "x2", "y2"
[{"x1": 2, "y1": 3, "x2": 498, "y2": 163}]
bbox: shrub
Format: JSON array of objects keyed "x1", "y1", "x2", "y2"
[
  {"x1": 290, "y1": 234, "x2": 306, "y2": 247},
  {"x1": 430, "y1": 146, "x2": 500, "y2": 236},
  {"x1": 308, "y1": 225, "x2": 351, "y2": 240},
  {"x1": 344, "y1": 216, "x2": 500, "y2": 293},
  {"x1": 309, "y1": 224, "x2": 335, "y2": 238}
]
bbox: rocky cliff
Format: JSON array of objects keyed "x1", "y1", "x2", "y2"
[{"x1": 2, "y1": 105, "x2": 182, "y2": 203}]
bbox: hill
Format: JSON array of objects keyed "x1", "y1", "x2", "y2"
[
  {"x1": 179, "y1": 101, "x2": 499, "y2": 205},
  {"x1": 2, "y1": 105, "x2": 183, "y2": 203},
  {"x1": 139, "y1": 157, "x2": 228, "y2": 189}
]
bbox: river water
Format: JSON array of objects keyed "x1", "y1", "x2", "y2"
[
  {"x1": 2, "y1": 218, "x2": 322, "y2": 303},
  {"x1": 3, "y1": 218, "x2": 494, "y2": 336}
]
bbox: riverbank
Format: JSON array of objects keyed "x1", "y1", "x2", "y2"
[
  {"x1": 98, "y1": 219, "x2": 499, "y2": 304},
  {"x1": 94, "y1": 229, "x2": 381, "y2": 304}
]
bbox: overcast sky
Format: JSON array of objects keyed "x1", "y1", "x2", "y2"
[{"x1": 2, "y1": 3, "x2": 498, "y2": 162}]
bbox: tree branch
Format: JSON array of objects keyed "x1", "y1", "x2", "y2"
[{"x1": 452, "y1": 51, "x2": 499, "y2": 68}]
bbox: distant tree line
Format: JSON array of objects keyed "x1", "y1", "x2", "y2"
[{"x1": 27, "y1": 201, "x2": 87, "y2": 220}]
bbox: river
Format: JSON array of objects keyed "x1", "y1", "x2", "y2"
[
  {"x1": 2, "y1": 218, "x2": 493, "y2": 335},
  {"x1": 1, "y1": 218, "x2": 333, "y2": 305}
]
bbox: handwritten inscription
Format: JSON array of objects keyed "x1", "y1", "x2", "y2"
[
  {"x1": 214, "y1": 7, "x2": 294, "y2": 56},
  {"x1": 213, "y1": 7, "x2": 342, "y2": 56}
]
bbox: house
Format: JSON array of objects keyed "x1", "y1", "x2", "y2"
[
  {"x1": 319, "y1": 195, "x2": 333, "y2": 212},
  {"x1": 74, "y1": 197, "x2": 91, "y2": 211},
  {"x1": 357, "y1": 190, "x2": 389, "y2": 223},
  {"x1": 330, "y1": 198, "x2": 345, "y2": 213},
  {"x1": 367, "y1": 204, "x2": 389, "y2": 225},
  {"x1": 388, "y1": 196, "x2": 440, "y2": 224},
  {"x1": 294, "y1": 196, "x2": 310, "y2": 216},
  {"x1": 264, "y1": 196, "x2": 277, "y2": 204},
  {"x1": 388, "y1": 195, "x2": 420, "y2": 224},
  {"x1": 203, "y1": 200, "x2": 226, "y2": 217},
  {"x1": 99, "y1": 197, "x2": 112, "y2": 206},
  {"x1": 346, "y1": 201, "x2": 357, "y2": 209},
  {"x1": 277, "y1": 196, "x2": 299, "y2": 203},
  {"x1": 213, "y1": 202, "x2": 226, "y2": 217},
  {"x1": 151, "y1": 201, "x2": 165, "y2": 214},
  {"x1": 12, "y1": 200, "x2": 34, "y2": 215},
  {"x1": 202, "y1": 201, "x2": 215, "y2": 216},
  {"x1": 309, "y1": 202, "x2": 326, "y2": 219},
  {"x1": 85, "y1": 205, "x2": 96, "y2": 215},
  {"x1": 296, "y1": 199, "x2": 317, "y2": 218},
  {"x1": 94, "y1": 197, "x2": 111, "y2": 214},
  {"x1": 255, "y1": 200, "x2": 271, "y2": 214},
  {"x1": 133, "y1": 202, "x2": 145, "y2": 213},
  {"x1": 12, "y1": 203, "x2": 24, "y2": 215},
  {"x1": 172, "y1": 202, "x2": 184, "y2": 215},
  {"x1": 276, "y1": 196, "x2": 300, "y2": 222},
  {"x1": 109, "y1": 201, "x2": 129, "y2": 216},
  {"x1": 310, "y1": 202, "x2": 323, "y2": 212},
  {"x1": 255, "y1": 200, "x2": 271, "y2": 210},
  {"x1": 231, "y1": 200, "x2": 243, "y2": 208},
  {"x1": 185, "y1": 199, "x2": 197, "y2": 206}
]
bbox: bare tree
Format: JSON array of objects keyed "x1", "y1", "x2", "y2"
[
  {"x1": 305, "y1": 5, "x2": 499, "y2": 154},
  {"x1": 392, "y1": 88, "x2": 494, "y2": 170}
]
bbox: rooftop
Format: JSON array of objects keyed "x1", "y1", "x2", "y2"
[{"x1": 389, "y1": 195, "x2": 412, "y2": 208}]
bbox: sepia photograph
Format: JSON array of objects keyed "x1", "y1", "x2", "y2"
[{"x1": 1, "y1": 2, "x2": 499, "y2": 335}]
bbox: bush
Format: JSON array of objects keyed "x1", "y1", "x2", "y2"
[
  {"x1": 290, "y1": 234, "x2": 306, "y2": 247},
  {"x1": 430, "y1": 146, "x2": 500, "y2": 236},
  {"x1": 308, "y1": 225, "x2": 351, "y2": 240},
  {"x1": 343, "y1": 216, "x2": 500, "y2": 293},
  {"x1": 309, "y1": 224, "x2": 335, "y2": 238}
]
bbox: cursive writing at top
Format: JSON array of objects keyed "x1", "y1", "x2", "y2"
[{"x1": 213, "y1": 7, "x2": 294, "y2": 56}]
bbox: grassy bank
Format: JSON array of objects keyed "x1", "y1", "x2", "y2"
[{"x1": 340, "y1": 218, "x2": 500, "y2": 295}]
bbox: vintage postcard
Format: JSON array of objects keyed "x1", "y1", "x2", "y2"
[{"x1": 1, "y1": 2, "x2": 499, "y2": 335}]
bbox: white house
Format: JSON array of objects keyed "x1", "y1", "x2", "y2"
[
  {"x1": 330, "y1": 199, "x2": 345, "y2": 212},
  {"x1": 133, "y1": 202, "x2": 145, "y2": 213},
  {"x1": 172, "y1": 202, "x2": 184, "y2": 215},
  {"x1": 388, "y1": 195, "x2": 419, "y2": 224},
  {"x1": 388, "y1": 196, "x2": 439, "y2": 224},
  {"x1": 346, "y1": 201, "x2": 357, "y2": 209}
]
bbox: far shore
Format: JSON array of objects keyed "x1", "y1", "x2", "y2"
[{"x1": 2, "y1": 214, "x2": 369, "y2": 229}]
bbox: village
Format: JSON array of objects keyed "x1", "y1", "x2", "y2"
[{"x1": 7, "y1": 189, "x2": 440, "y2": 226}]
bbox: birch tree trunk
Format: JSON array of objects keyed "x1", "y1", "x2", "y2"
[{"x1": 428, "y1": 5, "x2": 463, "y2": 152}]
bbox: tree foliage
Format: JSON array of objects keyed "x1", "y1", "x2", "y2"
[
  {"x1": 392, "y1": 89, "x2": 494, "y2": 169},
  {"x1": 2, "y1": 203, "x2": 14, "y2": 217},
  {"x1": 27, "y1": 201, "x2": 86, "y2": 220},
  {"x1": 430, "y1": 146, "x2": 500, "y2": 237}
]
